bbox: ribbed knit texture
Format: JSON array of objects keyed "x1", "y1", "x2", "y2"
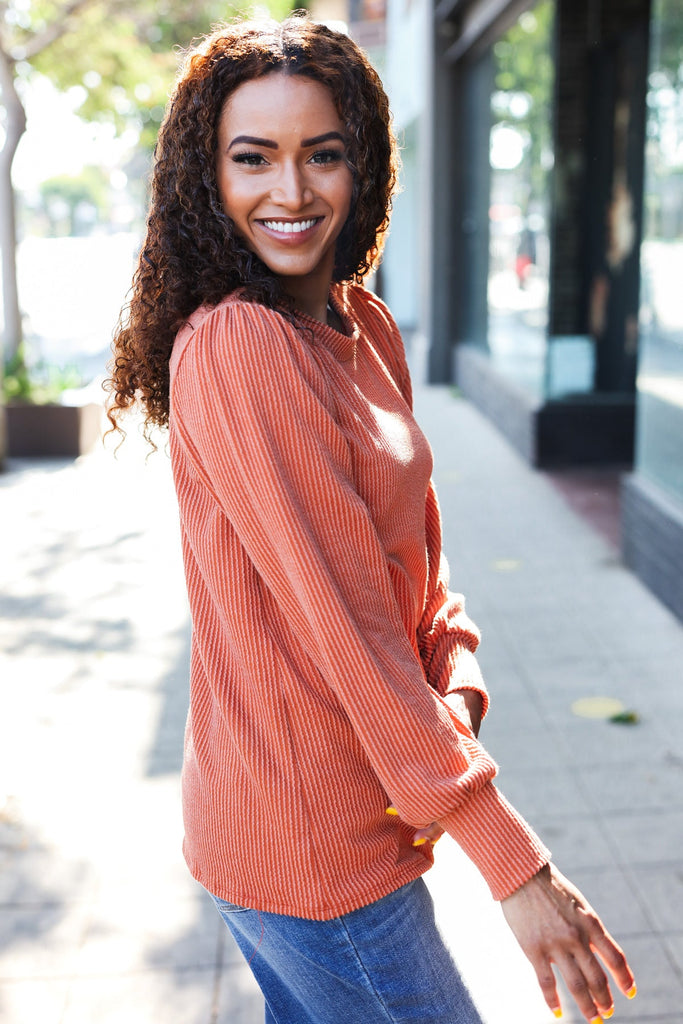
[{"x1": 168, "y1": 282, "x2": 550, "y2": 918}]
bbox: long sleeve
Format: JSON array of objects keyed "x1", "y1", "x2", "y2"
[
  {"x1": 169, "y1": 290, "x2": 549, "y2": 913},
  {"x1": 358, "y1": 293, "x2": 490, "y2": 712},
  {"x1": 418, "y1": 486, "x2": 490, "y2": 712}
]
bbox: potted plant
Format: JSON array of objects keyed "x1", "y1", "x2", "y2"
[{"x1": 2, "y1": 346, "x2": 104, "y2": 458}]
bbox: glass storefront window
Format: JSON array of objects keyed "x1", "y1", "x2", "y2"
[
  {"x1": 487, "y1": 1, "x2": 555, "y2": 396},
  {"x1": 636, "y1": 0, "x2": 683, "y2": 502}
]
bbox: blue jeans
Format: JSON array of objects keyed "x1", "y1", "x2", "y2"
[{"x1": 211, "y1": 877, "x2": 484, "y2": 1024}]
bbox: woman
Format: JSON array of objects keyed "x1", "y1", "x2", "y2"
[{"x1": 108, "y1": 15, "x2": 636, "y2": 1024}]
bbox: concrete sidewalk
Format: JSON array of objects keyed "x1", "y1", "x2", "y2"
[{"x1": 0, "y1": 386, "x2": 681, "y2": 1024}]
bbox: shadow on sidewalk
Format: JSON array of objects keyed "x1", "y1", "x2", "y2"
[{"x1": 145, "y1": 626, "x2": 191, "y2": 777}]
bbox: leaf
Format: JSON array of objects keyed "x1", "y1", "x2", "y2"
[{"x1": 608, "y1": 710, "x2": 641, "y2": 726}]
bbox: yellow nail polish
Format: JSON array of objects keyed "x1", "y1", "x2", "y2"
[
  {"x1": 412, "y1": 837, "x2": 427, "y2": 846},
  {"x1": 552, "y1": 1009, "x2": 562, "y2": 1019},
  {"x1": 627, "y1": 983, "x2": 637, "y2": 999},
  {"x1": 385, "y1": 806, "x2": 398, "y2": 816},
  {"x1": 603, "y1": 1008, "x2": 614, "y2": 1020},
  {"x1": 589, "y1": 1016, "x2": 603, "y2": 1024}
]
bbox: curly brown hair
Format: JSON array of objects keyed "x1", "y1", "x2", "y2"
[{"x1": 106, "y1": 13, "x2": 398, "y2": 435}]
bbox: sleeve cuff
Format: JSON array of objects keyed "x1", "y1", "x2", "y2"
[
  {"x1": 441, "y1": 645, "x2": 490, "y2": 718},
  {"x1": 439, "y1": 781, "x2": 551, "y2": 901}
]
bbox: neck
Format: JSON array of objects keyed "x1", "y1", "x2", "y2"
[
  {"x1": 277, "y1": 261, "x2": 334, "y2": 326},
  {"x1": 289, "y1": 293, "x2": 329, "y2": 324}
]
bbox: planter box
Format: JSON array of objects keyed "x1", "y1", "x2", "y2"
[{"x1": 5, "y1": 402, "x2": 104, "y2": 457}]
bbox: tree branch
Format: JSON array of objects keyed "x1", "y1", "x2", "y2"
[
  {"x1": 13, "y1": 0, "x2": 103, "y2": 61},
  {"x1": 0, "y1": 40, "x2": 27, "y2": 360},
  {"x1": 0, "y1": 44, "x2": 26, "y2": 139},
  {"x1": 0, "y1": 1, "x2": 10, "y2": 53}
]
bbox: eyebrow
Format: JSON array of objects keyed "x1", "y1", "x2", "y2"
[
  {"x1": 227, "y1": 131, "x2": 345, "y2": 151},
  {"x1": 228, "y1": 135, "x2": 277, "y2": 151},
  {"x1": 301, "y1": 131, "x2": 346, "y2": 147}
]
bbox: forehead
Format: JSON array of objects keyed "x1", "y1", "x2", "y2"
[{"x1": 218, "y1": 72, "x2": 343, "y2": 136}]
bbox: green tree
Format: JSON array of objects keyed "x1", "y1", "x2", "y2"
[
  {"x1": 38, "y1": 164, "x2": 110, "y2": 235},
  {"x1": 0, "y1": 0, "x2": 294, "y2": 367}
]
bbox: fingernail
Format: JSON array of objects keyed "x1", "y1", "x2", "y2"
[
  {"x1": 627, "y1": 983, "x2": 637, "y2": 999},
  {"x1": 430, "y1": 834, "x2": 443, "y2": 845},
  {"x1": 552, "y1": 1009, "x2": 562, "y2": 1019},
  {"x1": 589, "y1": 1016, "x2": 603, "y2": 1024},
  {"x1": 603, "y1": 1008, "x2": 614, "y2": 1020},
  {"x1": 412, "y1": 837, "x2": 427, "y2": 846},
  {"x1": 385, "y1": 806, "x2": 398, "y2": 816}
]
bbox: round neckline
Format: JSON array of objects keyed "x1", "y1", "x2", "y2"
[{"x1": 296, "y1": 287, "x2": 357, "y2": 362}]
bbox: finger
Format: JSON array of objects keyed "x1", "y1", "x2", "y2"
[
  {"x1": 385, "y1": 806, "x2": 444, "y2": 846},
  {"x1": 552, "y1": 953, "x2": 605, "y2": 1023},
  {"x1": 519, "y1": 919, "x2": 604, "y2": 1021},
  {"x1": 585, "y1": 920, "x2": 636, "y2": 1000},
  {"x1": 412, "y1": 823, "x2": 443, "y2": 846},
  {"x1": 545, "y1": 908, "x2": 614, "y2": 1020},
  {"x1": 573, "y1": 944, "x2": 614, "y2": 1017},
  {"x1": 527, "y1": 955, "x2": 561, "y2": 1018}
]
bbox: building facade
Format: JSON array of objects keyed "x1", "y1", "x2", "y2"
[{"x1": 377, "y1": 0, "x2": 683, "y2": 621}]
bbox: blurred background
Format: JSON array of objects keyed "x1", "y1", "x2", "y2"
[{"x1": 1, "y1": 2, "x2": 682, "y2": 1022}]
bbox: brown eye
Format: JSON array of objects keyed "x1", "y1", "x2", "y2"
[
  {"x1": 232, "y1": 152, "x2": 268, "y2": 166},
  {"x1": 310, "y1": 149, "x2": 344, "y2": 165}
]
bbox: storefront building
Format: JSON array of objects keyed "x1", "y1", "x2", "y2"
[
  {"x1": 377, "y1": 0, "x2": 683, "y2": 620},
  {"x1": 622, "y1": 0, "x2": 683, "y2": 620}
]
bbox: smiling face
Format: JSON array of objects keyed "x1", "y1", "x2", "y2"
[{"x1": 215, "y1": 72, "x2": 354, "y2": 318}]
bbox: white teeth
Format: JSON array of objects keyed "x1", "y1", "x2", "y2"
[{"x1": 263, "y1": 218, "x2": 317, "y2": 234}]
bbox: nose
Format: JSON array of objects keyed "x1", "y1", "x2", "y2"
[{"x1": 272, "y1": 160, "x2": 312, "y2": 209}]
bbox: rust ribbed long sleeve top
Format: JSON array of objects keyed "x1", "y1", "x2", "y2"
[{"x1": 168, "y1": 282, "x2": 550, "y2": 919}]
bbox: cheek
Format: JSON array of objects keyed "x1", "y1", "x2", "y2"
[
  {"x1": 336, "y1": 170, "x2": 354, "y2": 221},
  {"x1": 215, "y1": 166, "x2": 230, "y2": 215},
  {"x1": 215, "y1": 171, "x2": 249, "y2": 222}
]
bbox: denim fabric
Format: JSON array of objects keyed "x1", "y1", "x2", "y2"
[{"x1": 211, "y1": 877, "x2": 484, "y2": 1024}]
